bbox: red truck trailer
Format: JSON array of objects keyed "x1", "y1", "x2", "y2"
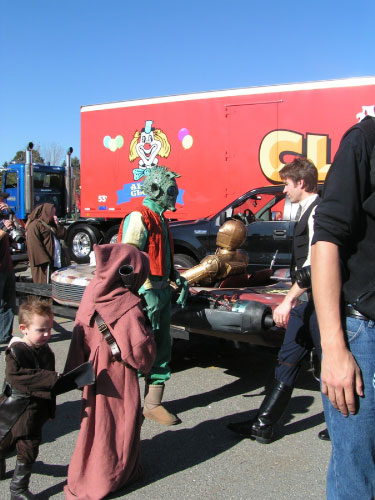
[{"x1": 69, "y1": 77, "x2": 375, "y2": 262}]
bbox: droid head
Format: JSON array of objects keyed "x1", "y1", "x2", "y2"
[{"x1": 216, "y1": 219, "x2": 247, "y2": 250}]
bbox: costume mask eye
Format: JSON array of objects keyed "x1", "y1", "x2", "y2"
[{"x1": 167, "y1": 186, "x2": 177, "y2": 197}]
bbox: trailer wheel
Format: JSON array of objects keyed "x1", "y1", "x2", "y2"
[
  {"x1": 104, "y1": 225, "x2": 120, "y2": 244},
  {"x1": 174, "y1": 254, "x2": 198, "y2": 270},
  {"x1": 68, "y1": 225, "x2": 102, "y2": 263}
]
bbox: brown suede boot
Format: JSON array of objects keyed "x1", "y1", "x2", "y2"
[{"x1": 143, "y1": 384, "x2": 180, "y2": 426}]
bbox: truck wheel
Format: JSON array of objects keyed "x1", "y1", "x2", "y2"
[
  {"x1": 174, "y1": 254, "x2": 197, "y2": 270},
  {"x1": 104, "y1": 225, "x2": 120, "y2": 244},
  {"x1": 68, "y1": 225, "x2": 102, "y2": 263}
]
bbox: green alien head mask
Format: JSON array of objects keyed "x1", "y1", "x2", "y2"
[{"x1": 143, "y1": 166, "x2": 180, "y2": 212}]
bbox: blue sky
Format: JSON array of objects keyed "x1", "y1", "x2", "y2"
[{"x1": 1, "y1": 0, "x2": 374, "y2": 166}]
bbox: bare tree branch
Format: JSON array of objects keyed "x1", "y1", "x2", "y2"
[{"x1": 42, "y1": 143, "x2": 64, "y2": 165}]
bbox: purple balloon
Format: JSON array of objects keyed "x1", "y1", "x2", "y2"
[{"x1": 178, "y1": 128, "x2": 189, "y2": 141}]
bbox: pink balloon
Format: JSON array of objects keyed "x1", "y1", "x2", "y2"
[{"x1": 178, "y1": 128, "x2": 189, "y2": 141}]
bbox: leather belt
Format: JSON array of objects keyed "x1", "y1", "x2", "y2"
[
  {"x1": 345, "y1": 304, "x2": 371, "y2": 322},
  {"x1": 94, "y1": 312, "x2": 122, "y2": 362},
  {"x1": 94, "y1": 312, "x2": 134, "y2": 370},
  {"x1": 4, "y1": 383, "x2": 29, "y2": 399}
]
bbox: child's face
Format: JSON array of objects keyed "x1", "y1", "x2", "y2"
[{"x1": 20, "y1": 313, "x2": 53, "y2": 348}]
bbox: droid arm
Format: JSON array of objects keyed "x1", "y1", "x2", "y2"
[
  {"x1": 181, "y1": 255, "x2": 222, "y2": 285},
  {"x1": 181, "y1": 252, "x2": 248, "y2": 286},
  {"x1": 219, "y1": 260, "x2": 248, "y2": 278}
]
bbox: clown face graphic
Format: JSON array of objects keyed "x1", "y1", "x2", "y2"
[
  {"x1": 129, "y1": 120, "x2": 171, "y2": 181},
  {"x1": 136, "y1": 128, "x2": 162, "y2": 168}
]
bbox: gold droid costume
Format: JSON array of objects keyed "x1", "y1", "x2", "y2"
[{"x1": 181, "y1": 219, "x2": 248, "y2": 286}]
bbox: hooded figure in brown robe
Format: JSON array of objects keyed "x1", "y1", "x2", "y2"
[
  {"x1": 64, "y1": 243, "x2": 156, "y2": 500},
  {"x1": 26, "y1": 203, "x2": 67, "y2": 283}
]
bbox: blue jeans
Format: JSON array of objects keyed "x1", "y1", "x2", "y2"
[
  {"x1": 323, "y1": 316, "x2": 375, "y2": 500},
  {"x1": 0, "y1": 270, "x2": 16, "y2": 343}
]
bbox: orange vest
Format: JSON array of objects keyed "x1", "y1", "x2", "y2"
[{"x1": 118, "y1": 205, "x2": 174, "y2": 277}]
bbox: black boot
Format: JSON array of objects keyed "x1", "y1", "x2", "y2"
[
  {"x1": 0, "y1": 457, "x2": 5, "y2": 480},
  {"x1": 318, "y1": 428, "x2": 330, "y2": 441},
  {"x1": 10, "y1": 460, "x2": 36, "y2": 500},
  {"x1": 227, "y1": 379, "x2": 293, "y2": 444}
]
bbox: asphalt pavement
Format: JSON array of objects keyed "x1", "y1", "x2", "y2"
[{"x1": 0, "y1": 267, "x2": 330, "y2": 499}]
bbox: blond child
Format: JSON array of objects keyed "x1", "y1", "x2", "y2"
[{"x1": 0, "y1": 297, "x2": 58, "y2": 499}]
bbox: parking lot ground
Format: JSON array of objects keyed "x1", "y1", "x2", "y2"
[{"x1": 0, "y1": 314, "x2": 330, "y2": 500}]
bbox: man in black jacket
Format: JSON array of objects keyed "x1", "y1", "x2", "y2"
[
  {"x1": 228, "y1": 157, "x2": 323, "y2": 443},
  {"x1": 311, "y1": 116, "x2": 375, "y2": 499}
]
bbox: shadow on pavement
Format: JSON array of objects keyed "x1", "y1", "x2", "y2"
[
  {"x1": 171, "y1": 337, "x2": 320, "y2": 392},
  {"x1": 43, "y1": 400, "x2": 81, "y2": 444},
  {"x1": 38, "y1": 479, "x2": 67, "y2": 499},
  {"x1": 49, "y1": 320, "x2": 74, "y2": 344},
  {"x1": 107, "y1": 405, "x2": 325, "y2": 498}
]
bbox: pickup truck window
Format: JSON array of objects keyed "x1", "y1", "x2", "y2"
[
  {"x1": 232, "y1": 193, "x2": 287, "y2": 222},
  {"x1": 253, "y1": 194, "x2": 286, "y2": 221}
]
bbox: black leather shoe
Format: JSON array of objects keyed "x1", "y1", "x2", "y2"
[
  {"x1": 227, "y1": 420, "x2": 254, "y2": 439},
  {"x1": 250, "y1": 420, "x2": 274, "y2": 444},
  {"x1": 227, "y1": 419, "x2": 274, "y2": 443},
  {"x1": 318, "y1": 428, "x2": 330, "y2": 441},
  {"x1": 227, "y1": 380, "x2": 293, "y2": 444}
]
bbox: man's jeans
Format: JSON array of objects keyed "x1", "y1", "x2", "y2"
[
  {"x1": 323, "y1": 316, "x2": 375, "y2": 500},
  {"x1": 0, "y1": 270, "x2": 15, "y2": 343}
]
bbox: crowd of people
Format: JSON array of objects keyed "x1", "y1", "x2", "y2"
[{"x1": 0, "y1": 115, "x2": 374, "y2": 499}]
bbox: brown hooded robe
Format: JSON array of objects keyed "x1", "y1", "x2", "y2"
[
  {"x1": 26, "y1": 203, "x2": 67, "y2": 283},
  {"x1": 64, "y1": 244, "x2": 156, "y2": 500}
]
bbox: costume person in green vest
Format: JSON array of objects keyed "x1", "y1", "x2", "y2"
[{"x1": 118, "y1": 166, "x2": 189, "y2": 425}]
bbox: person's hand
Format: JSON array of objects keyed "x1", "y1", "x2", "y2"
[
  {"x1": 142, "y1": 289, "x2": 162, "y2": 330},
  {"x1": 321, "y1": 341, "x2": 363, "y2": 416},
  {"x1": 174, "y1": 273, "x2": 189, "y2": 308},
  {"x1": 53, "y1": 215, "x2": 59, "y2": 226},
  {"x1": 273, "y1": 298, "x2": 296, "y2": 328},
  {"x1": 2, "y1": 219, "x2": 12, "y2": 231}
]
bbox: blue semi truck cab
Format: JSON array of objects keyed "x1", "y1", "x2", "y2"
[
  {"x1": 1, "y1": 156, "x2": 121, "y2": 264},
  {"x1": 2, "y1": 163, "x2": 67, "y2": 220},
  {"x1": 1, "y1": 162, "x2": 70, "y2": 262}
]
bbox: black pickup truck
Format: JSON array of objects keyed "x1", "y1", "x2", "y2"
[{"x1": 170, "y1": 185, "x2": 304, "y2": 273}]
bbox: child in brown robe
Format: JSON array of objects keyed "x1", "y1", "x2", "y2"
[
  {"x1": 0, "y1": 297, "x2": 58, "y2": 500},
  {"x1": 64, "y1": 244, "x2": 156, "y2": 500},
  {"x1": 0, "y1": 297, "x2": 94, "y2": 500}
]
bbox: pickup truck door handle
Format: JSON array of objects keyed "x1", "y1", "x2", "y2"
[{"x1": 273, "y1": 229, "x2": 287, "y2": 239}]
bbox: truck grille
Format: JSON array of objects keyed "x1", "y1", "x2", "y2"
[{"x1": 52, "y1": 282, "x2": 85, "y2": 307}]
